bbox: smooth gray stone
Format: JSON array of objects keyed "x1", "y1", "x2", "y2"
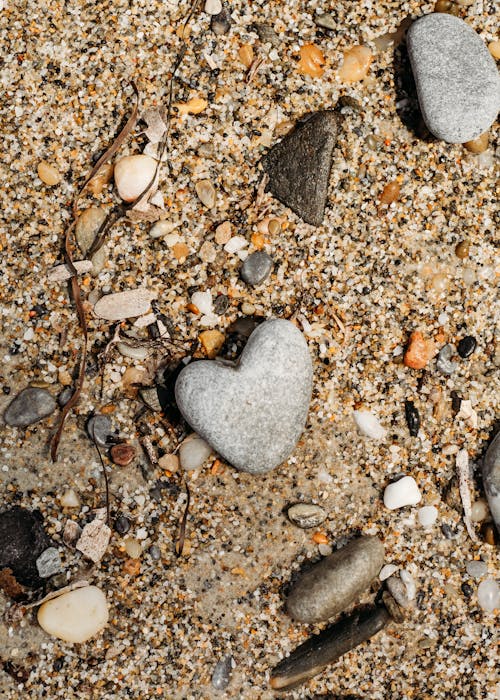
[
  {"x1": 483, "y1": 431, "x2": 500, "y2": 530},
  {"x1": 240, "y1": 251, "x2": 273, "y2": 287},
  {"x1": 3, "y1": 387, "x2": 56, "y2": 427},
  {"x1": 286, "y1": 536, "x2": 385, "y2": 623},
  {"x1": 211, "y1": 655, "x2": 233, "y2": 690},
  {"x1": 175, "y1": 319, "x2": 312, "y2": 474},
  {"x1": 36, "y1": 547, "x2": 62, "y2": 578},
  {"x1": 407, "y1": 14, "x2": 500, "y2": 143}
]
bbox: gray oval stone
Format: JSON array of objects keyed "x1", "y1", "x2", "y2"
[
  {"x1": 4, "y1": 387, "x2": 56, "y2": 427},
  {"x1": 240, "y1": 251, "x2": 273, "y2": 287},
  {"x1": 407, "y1": 14, "x2": 500, "y2": 143},
  {"x1": 175, "y1": 319, "x2": 312, "y2": 474},
  {"x1": 483, "y1": 431, "x2": 500, "y2": 530},
  {"x1": 286, "y1": 536, "x2": 385, "y2": 623},
  {"x1": 288, "y1": 503, "x2": 326, "y2": 529}
]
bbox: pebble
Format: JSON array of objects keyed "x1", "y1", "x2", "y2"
[
  {"x1": 60, "y1": 489, "x2": 80, "y2": 508},
  {"x1": 37, "y1": 160, "x2": 62, "y2": 186},
  {"x1": 314, "y1": 12, "x2": 335, "y2": 30},
  {"x1": 455, "y1": 240, "x2": 470, "y2": 259},
  {"x1": 179, "y1": 433, "x2": 213, "y2": 471},
  {"x1": 204, "y1": 0, "x2": 221, "y2": 14},
  {"x1": 57, "y1": 387, "x2": 73, "y2": 408},
  {"x1": 338, "y1": 45, "x2": 373, "y2": 82},
  {"x1": 461, "y1": 582, "x2": 473, "y2": 598},
  {"x1": 63, "y1": 520, "x2": 81, "y2": 546},
  {"x1": 199, "y1": 330, "x2": 225, "y2": 358},
  {"x1": 93, "y1": 288, "x2": 156, "y2": 321},
  {"x1": 297, "y1": 43, "x2": 325, "y2": 78},
  {"x1": 36, "y1": 548, "x2": 62, "y2": 578},
  {"x1": 489, "y1": 40, "x2": 500, "y2": 59},
  {"x1": 436, "y1": 344, "x2": 458, "y2": 375},
  {"x1": 465, "y1": 560, "x2": 488, "y2": 579},
  {"x1": 386, "y1": 574, "x2": 414, "y2": 608},
  {"x1": 286, "y1": 536, "x2": 384, "y2": 623},
  {"x1": 404, "y1": 331, "x2": 433, "y2": 369},
  {"x1": 287, "y1": 503, "x2": 326, "y2": 529},
  {"x1": 149, "y1": 220, "x2": 180, "y2": 239},
  {"x1": 261, "y1": 110, "x2": 339, "y2": 226},
  {"x1": 384, "y1": 476, "x2": 422, "y2": 510},
  {"x1": 75, "y1": 206, "x2": 106, "y2": 255},
  {"x1": 477, "y1": 580, "x2": 500, "y2": 612},
  {"x1": 353, "y1": 409, "x2": 386, "y2": 440},
  {"x1": 407, "y1": 14, "x2": 500, "y2": 142},
  {"x1": 470, "y1": 498, "x2": 489, "y2": 523},
  {"x1": 158, "y1": 453, "x2": 179, "y2": 472},
  {"x1": 110, "y1": 443, "x2": 136, "y2": 466},
  {"x1": 195, "y1": 179, "x2": 216, "y2": 208},
  {"x1": 457, "y1": 335, "x2": 477, "y2": 358},
  {"x1": 210, "y1": 9, "x2": 231, "y2": 35},
  {"x1": 464, "y1": 132, "x2": 489, "y2": 154},
  {"x1": 114, "y1": 154, "x2": 157, "y2": 202},
  {"x1": 482, "y1": 431, "x2": 500, "y2": 530},
  {"x1": 76, "y1": 518, "x2": 111, "y2": 563},
  {"x1": 116, "y1": 341, "x2": 149, "y2": 361},
  {"x1": 211, "y1": 655, "x2": 233, "y2": 690},
  {"x1": 124, "y1": 537, "x2": 142, "y2": 559},
  {"x1": 86, "y1": 414, "x2": 114, "y2": 446},
  {"x1": 140, "y1": 387, "x2": 162, "y2": 413},
  {"x1": 38, "y1": 585, "x2": 109, "y2": 643},
  {"x1": 3, "y1": 387, "x2": 56, "y2": 428},
  {"x1": 175, "y1": 320, "x2": 313, "y2": 474},
  {"x1": 191, "y1": 290, "x2": 214, "y2": 316},
  {"x1": 404, "y1": 400, "x2": 420, "y2": 437},
  {"x1": 224, "y1": 235, "x2": 248, "y2": 255},
  {"x1": 417, "y1": 505, "x2": 438, "y2": 528},
  {"x1": 114, "y1": 515, "x2": 131, "y2": 535},
  {"x1": 0, "y1": 507, "x2": 51, "y2": 587},
  {"x1": 240, "y1": 251, "x2": 273, "y2": 286},
  {"x1": 379, "y1": 563, "x2": 399, "y2": 581},
  {"x1": 47, "y1": 260, "x2": 93, "y2": 282}
]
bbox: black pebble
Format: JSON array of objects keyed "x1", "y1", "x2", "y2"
[
  {"x1": 441, "y1": 523, "x2": 455, "y2": 539},
  {"x1": 457, "y1": 335, "x2": 477, "y2": 359},
  {"x1": 404, "y1": 400, "x2": 420, "y2": 437},
  {"x1": 214, "y1": 294, "x2": 229, "y2": 315},
  {"x1": 0, "y1": 507, "x2": 51, "y2": 587},
  {"x1": 461, "y1": 582, "x2": 473, "y2": 598},
  {"x1": 114, "y1": 515, "x2": 131, "y2": 535}
]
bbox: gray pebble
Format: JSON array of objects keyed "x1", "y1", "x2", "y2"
[
  {"x1": 210, "y1": 8, "x2": 230, "y2": 35},
  {"x1": 149, "y1": 545, "x2": 161, "y2": 560},
  {"x1": 436, "y1": 344, "x2": 458, "y2": 375},
  {"x1": 114, "y1": 515, "x2": 131, "y2": 535},
  {"x1": 482, "y1": 431, "x2": 500, "y2": 530},
  {"x1": 465, "y1": 559, "x2": 487, "y2": 579},
  {"x1": 286, "y1": 536, "x2": 385, "y2": 623},
  {"x1": 86, "y1": 414, "x2": 114, "y2": 446},
  {"x1": 314, "y1": 12, "x2": 335, "y2": 30},
  {"x1": 211, "y1": 655, "x2": 233, "y2": 690},
  {"x1": 240, "y1": 251, "x2": 273, "y2": 287},
  {"x1": 58, "y1": 387, "x2": 74, "y2": 407},
  {"x1": 254, "y1": 23, "x2": 280, "y2": 47},
  {"x1": 175, "y1": 319, "x2": 312, "y2": 475},
  {"x1": 139, "y1": 387, "x2": 162, "y2": 412},
  {"x1": 36, "y1": 547, "x2": 62, "y2": 578},
  {"x1": 4, "y1": 387, "x2": 56, "y2": 427},
  {"x1": 287, "y1": 503, "x2": 326, "y2": 529},
  {"x1": 386, "y1": 575, "x2": 413, "y2": 609},
  {"x1": 75, "y1": 206, "x2": 106, "y2": 255},
  {"x1": 0, "y1": 507, "x2": 52, "y2": 587},
  {"x1": 407, "y1": 14, "x2": 500, "y2": 143}
]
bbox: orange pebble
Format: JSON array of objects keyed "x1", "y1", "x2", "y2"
[
  {"x1": 186, "y1": 303, "x2": 200, "y2": 314},
  {"x1": 251, "y1": 232, "x2": 266, "y2": 250},
  {"x1": 312, "y1": 532, "x2": 329, "y2": 545},
  {"x1": 123, "y1": 559, "x2": 141, "y2": 576},
  {"x1": 404, "y1": 331, "x2": 433, "y2": 369},
  {"x1": 297, "y1": 44, "x2": 325, "y2": 78},
  {"x1": 238, "y1": 44, "x2": 254, "y2": 68},
  {"x1": 379, "y1": 180, "x2": 400, "y2": 204}
]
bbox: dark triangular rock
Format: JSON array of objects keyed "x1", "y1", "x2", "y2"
[
  {"x1": 0, "y1": 507, "x2": 51, "y2": 587},
  {"x1": 261, "y1": 110, "x2": 338, "y2": 226}
]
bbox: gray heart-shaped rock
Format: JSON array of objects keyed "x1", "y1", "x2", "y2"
[{"x1": 175, "y1": 319, "x2": 312, "y2": 474}]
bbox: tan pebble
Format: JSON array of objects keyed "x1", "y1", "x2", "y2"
[
  {"x1": 464, "y1": 132, "x2": 489, "y2": 154},
  {"x1": 90, "y1": 244, "x2": 108, "y2": 275},
  {"x1": 110, "y1": 443, "x2": 136, "y2": 466},
  {"x1": 75, "y1": 206, "x2": 106, "y2": 255},
  {"x1": 455, "y1": 240, "x2": 470, "y2": 259},
  {"x1": 93, "y1": 289, "x2": 156, "y2": 321},
  {"x1": 379, "y1": 180, "x2": 400, "y2": 204},
  {"x1": 173, "y1": 242, "x2": 190, "y2": 261},
  {"x1": 238, "y1": 44, "x2": 254, "y2": 68},
  {"x1": 241, "y1": 302, "x2": 255, "y2": 316},
  {"x1": 470, "y1": 498, "x2": 489, "y2": 523},
  {"x1": 124, "y1": 537, "x2": 142, "y2": 558},
  {"x1": 199, "y1": 241, "x2": 217, "y2": 263},
  {"x1": 88, "y1": 162, "x2": 114, "y2": 196},
  {"x1": 123, "y1": 559, "x2": 141, "y2": 576},
  {"x1": 100, "y1": 403, "x2": 116, "y2": 414},
  {"x1": 38, "y1": 586, "x2": 108, "y2": 643},
  {"x1": 122, "y1": 367, "x2": 146, "y2": 397},
  {"x1": 58, "y1": 368, "x2": 72, "y2": 386},
  {"x1": 175, "y1": 97, "x2": 208, "y2": 115},
  {"x1": 195, "y1": 179, "x2": 216, "y2": 208},
  {"x1": 429, "y1": 273, "x2": 449, "y2": 293},
  {"x1": 297, "y1": 43, "x2": 325, "y2": 78},
  {"x1": 268, "y1": 219, "x2": 281, "y2": 235},
  {"x1": 158, "y1": 453, "x2": 179, "y2": 472},
  {"x1": 150, "y1": 220, "x2": 180, "y2": 239},
  {"x1": 114, "y1": 154, "x2": 156, "y2": 202},
  {"x1": 199, "y1": 330, "x2": 225, "y2": 358},
  {"x1": 312, "y1": 532, "x2": 329, "y2": 544},
  {"x1": 488, "y1": 40, "x2": 500, "y2": 59},
  {"x1": 215, "y1": 221, "x2": 232, "y2": 244},
  {"x1": 37, "y1": 160, "x2": 62, "y2": 186},
  {"x1": 404, "y1": 331, "x2": 433, "y2": 369},
  {"x1": 338, "y1": 45, "x2": 372, "y2": 82}
]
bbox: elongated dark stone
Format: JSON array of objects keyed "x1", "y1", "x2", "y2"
[
  {"x1": 404, "y1": 400, "x2": 420, "y2": 437},
  {"x1": 270, "y1": 605, "x2": 390, "y2": 691}
]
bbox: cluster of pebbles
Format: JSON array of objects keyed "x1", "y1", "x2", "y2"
[{"x1": 0, "y1": 0, "x2": 499, "y2": 697}]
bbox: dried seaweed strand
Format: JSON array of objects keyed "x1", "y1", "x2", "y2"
[
  {"x1": 176, "y1": 479, "x2": 191, "y2": 557},
  {"x1": 91, "y1": 437, "x2": 111, "y2": 527}
]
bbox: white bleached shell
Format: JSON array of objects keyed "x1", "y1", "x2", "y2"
[
  {"x1": 93, "y1": 289, "x2": 156, "y2": 321},
  {"x1": 353, "y1": 410, "x2": 387, "y2": 439},
  {"x1": 38, "y1": 585, "x2": 109, "y2": 643},
  {"x1": 179, "y1": 433, "x2": 213, "y2": 471},
  {"x1": 384, "y1": 475, "x2": 422, "y2": 510},
  {"x1": 114, "y1": 154, "x2": 157, "y2": 202}
]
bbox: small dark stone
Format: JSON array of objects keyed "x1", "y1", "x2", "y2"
[
  {"x1": 53, "y1": 658, "x2": 64, "y2": 672},
  {"x1": 57, "y1": 387, "x2": 74, "y2": 407},
  {"x1": 87, "y1": 414, "x2": 114, "y2": 446},
  {"x1": 461, "y1": 581, "x2": 473, "y2": 598},
  {"x1": 0, "y1": 507, "x2": 52, "y2": 587},
  {"x1": 404, "y1": 400, "x2": 420, "y2": 437},
  {"x1": 457, "y1": 335, "x2": 477, "y2": 358},
  {"x1": 261, "y1": 111, "x2": 339, "y2": 226},
  {"x1": 451, "y1": 391, "x2": 462, "y2": 414},
  {"x1": 253, "y1": 23, "x2": 280, "y2": 46},
  {"x1": 210, "y1": 8, "x2": 231, "y2": 35},
  {"x1": 240, "y1": 251, "x2": 273, "y2": 287},
  {"x1": 214, "y1": 294, "x2": 229, "y2": 315},
  {"x1": 211, "y1": 654, "x2": 233, "y2": 690},
  {"x1": 483, "y1": 431, "x2": 500, "y2": 531},
  {"x1": 114, "y1": 515, "x2": 131, "y2": 535},
  {"x1": 149, "y1": 545, "x2": 161, "y2": 560},
  {"x1": 3, "y1": 387, "x2": 56, "y2": 427},
  {"x1": 441, "y1": 523, "x2": 456, "y2": 539}
]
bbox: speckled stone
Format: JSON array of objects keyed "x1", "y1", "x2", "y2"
[
  {"x1": 175, "y1": 319, "x2": 312, "y2": 474},
  {"x1": 286, "y1": 536, "x2": 385, "y2": 623},
  {"x1": 3, "y1": 387, "x2": 56, "y2": 427},
  {"x1": 407, "y1": 14, "x2": 500, "y2": 143},
  {"x1": 482, "y1": 431, "x2": 500, "y2": 530},
  {"x1": 240, "y1": 251, "x2": 273, "y2": 286}
]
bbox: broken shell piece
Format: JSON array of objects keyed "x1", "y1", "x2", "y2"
[
  {"x1": 114, "y1": 154, "x2": 157, "y2": 202},
  {"x1": 93, "y1": 289, "x2": 156, "y2": 321}
]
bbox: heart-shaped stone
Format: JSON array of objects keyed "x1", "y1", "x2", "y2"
[{"x1": 175, "y1": 319, "x2": 313, "y2": 474}]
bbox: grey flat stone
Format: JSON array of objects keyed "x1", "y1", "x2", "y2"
[
  {"x1": 240, "y1": 251, "x2": 273, "y2": 286},
  {"x1": 175, "y1": 319, "x2": 312, "y2": 474},
  {"x1": 407, "y1": 14, "x2": 500, "y2": 143},
  {"x1": 36, "y1": 547, "x2": 62, "y2": 578},
  {"x1": 261, "y1": 111, "x2": 338, "y2": 226},
  {"x1": 286, "y1": 536, "x2": 385, "y2": 623},
  {"x1": 483, "y1": 431, "x2": 500, "y2": 530},
  {"x1": 4, "y1": 387, "x2": 56, "y2": 427}
]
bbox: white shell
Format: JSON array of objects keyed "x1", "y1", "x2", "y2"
[{"x1": 114, "y1": 154, "x2": 157, "y2": 202}]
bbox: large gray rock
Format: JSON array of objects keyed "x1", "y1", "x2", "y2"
[
  {"x1": 407, "y1": 14, "x2": 500, "y2": 143},
  {"x1": 3, "y1": 387, "x2": 56, "y2": 427},
  {"x1": 261, "y1": 111, "x2": 338, "y2": 226},
  {"x1": 286, "y1": 536, "x2": 385, "y2": 623},
  {"x1": 175, "y1": 319, "x2": 312, "y2": 474},
  {"x1": 483, "y1": 432, "x2": 500, "y2": 530}
]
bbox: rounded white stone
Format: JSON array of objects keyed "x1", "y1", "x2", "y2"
[
  {"x1": 38, "y1": 586, "x2": 109, "y2": 643},
  {"x1": 417, "y1": 505, "x2": 438, "y2": 528},
  {"x1": 470, "y1": 498, "x2": 490, "y2": 523},
  {"x1": 204, "y1": 0, "x2": 222, "y2": 14},
  {"x1": 477, "y1": 579, "x2": 500, "y2": 613},
  {"x1": 114, "y1": 155, "x2": 157, "y2": 202},
  {"x1": 353, "y1": 410, "x2": 386, "y2": 440},
  {"x1": 465, "y1": 560, "x2": 487, "y2": 579},
  {"x1": 384, "y1": 476, "x2": 422, "y2": 510},
  {"x1": 60, "y1": 489, "x2": 81, "y2": 508},
  {"x1": 179, "y1": 433, "x2": 213, "y2": 471},
  {"x1": 191, "y1": 290, "x2": 213, "y2": 316},
  {"x1": 379, "y1": 563, "x2": 399, "y2": 581}
]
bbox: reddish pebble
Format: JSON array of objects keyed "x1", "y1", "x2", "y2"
[
  {"x1": 404, "y1": 331, "x2": 433, "y2": 369},
  {"x1": 380, "y1": 181, "x2": 400, "y2": 204},
  {"x1": 110, "y1": 443, "x2": 136, "y2": 466}
]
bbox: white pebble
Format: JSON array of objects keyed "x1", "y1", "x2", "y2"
[
  {"x1": 400, "y1": 569, "x2": 416, "y2": 601},
  {"x1": 149, "y1": 220, "x2": 180, "y2": 239},
  {"x1": 379, "y1": 563, "x2": 399, "y2": 581},
  {"x1": 38, "y1": 586, "x2": 109, "y2": 643},
  {"x1": 477, "y1": 580, "x2": 500, "y2": 613},
  {"x1": 179, "y1": 433, "x2": 213, "y2": 471},
  {"x1": 353, "y1": 410, "x2": 386, "y2": 440},
  {"x1": 191, "y1": 290, "x2": 213, "y2": 316},
  {"x1": 93, "y1": 289, "x2": 156, "y2": 321},
  {"x1": 136, "y1": 527, "x2": 148, "y2": 541},
  {"x1": 465, "y1": 560, "x2": 488, "y2": 579},
  {"x1": 417, "y1": 505, "x2": 438, "y2": 528},
  {"x1": 60, "y1": 489, "x2": 81, "y2": 508},
  {"x1": 204, "y1": 0, "x2": 222, "y2": 14},
  {"x1": 114, "y1": 154, "x2": 157, "y2": 202},
  {"x1": 124, "y1": 537, "x2": 142, "y2": 558},
  {"x1": 470, "y1": 498, "x2": 490, "y2": 523},
  {"x1": 224, "y1": 236, "x2": 248, "y2": 254},
  {"x1": 384, "y1": 476, "x2": 422, "y2": 510},
  {"x1": 116, "y1": 342, "x2": 149, "y2": 361}
]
